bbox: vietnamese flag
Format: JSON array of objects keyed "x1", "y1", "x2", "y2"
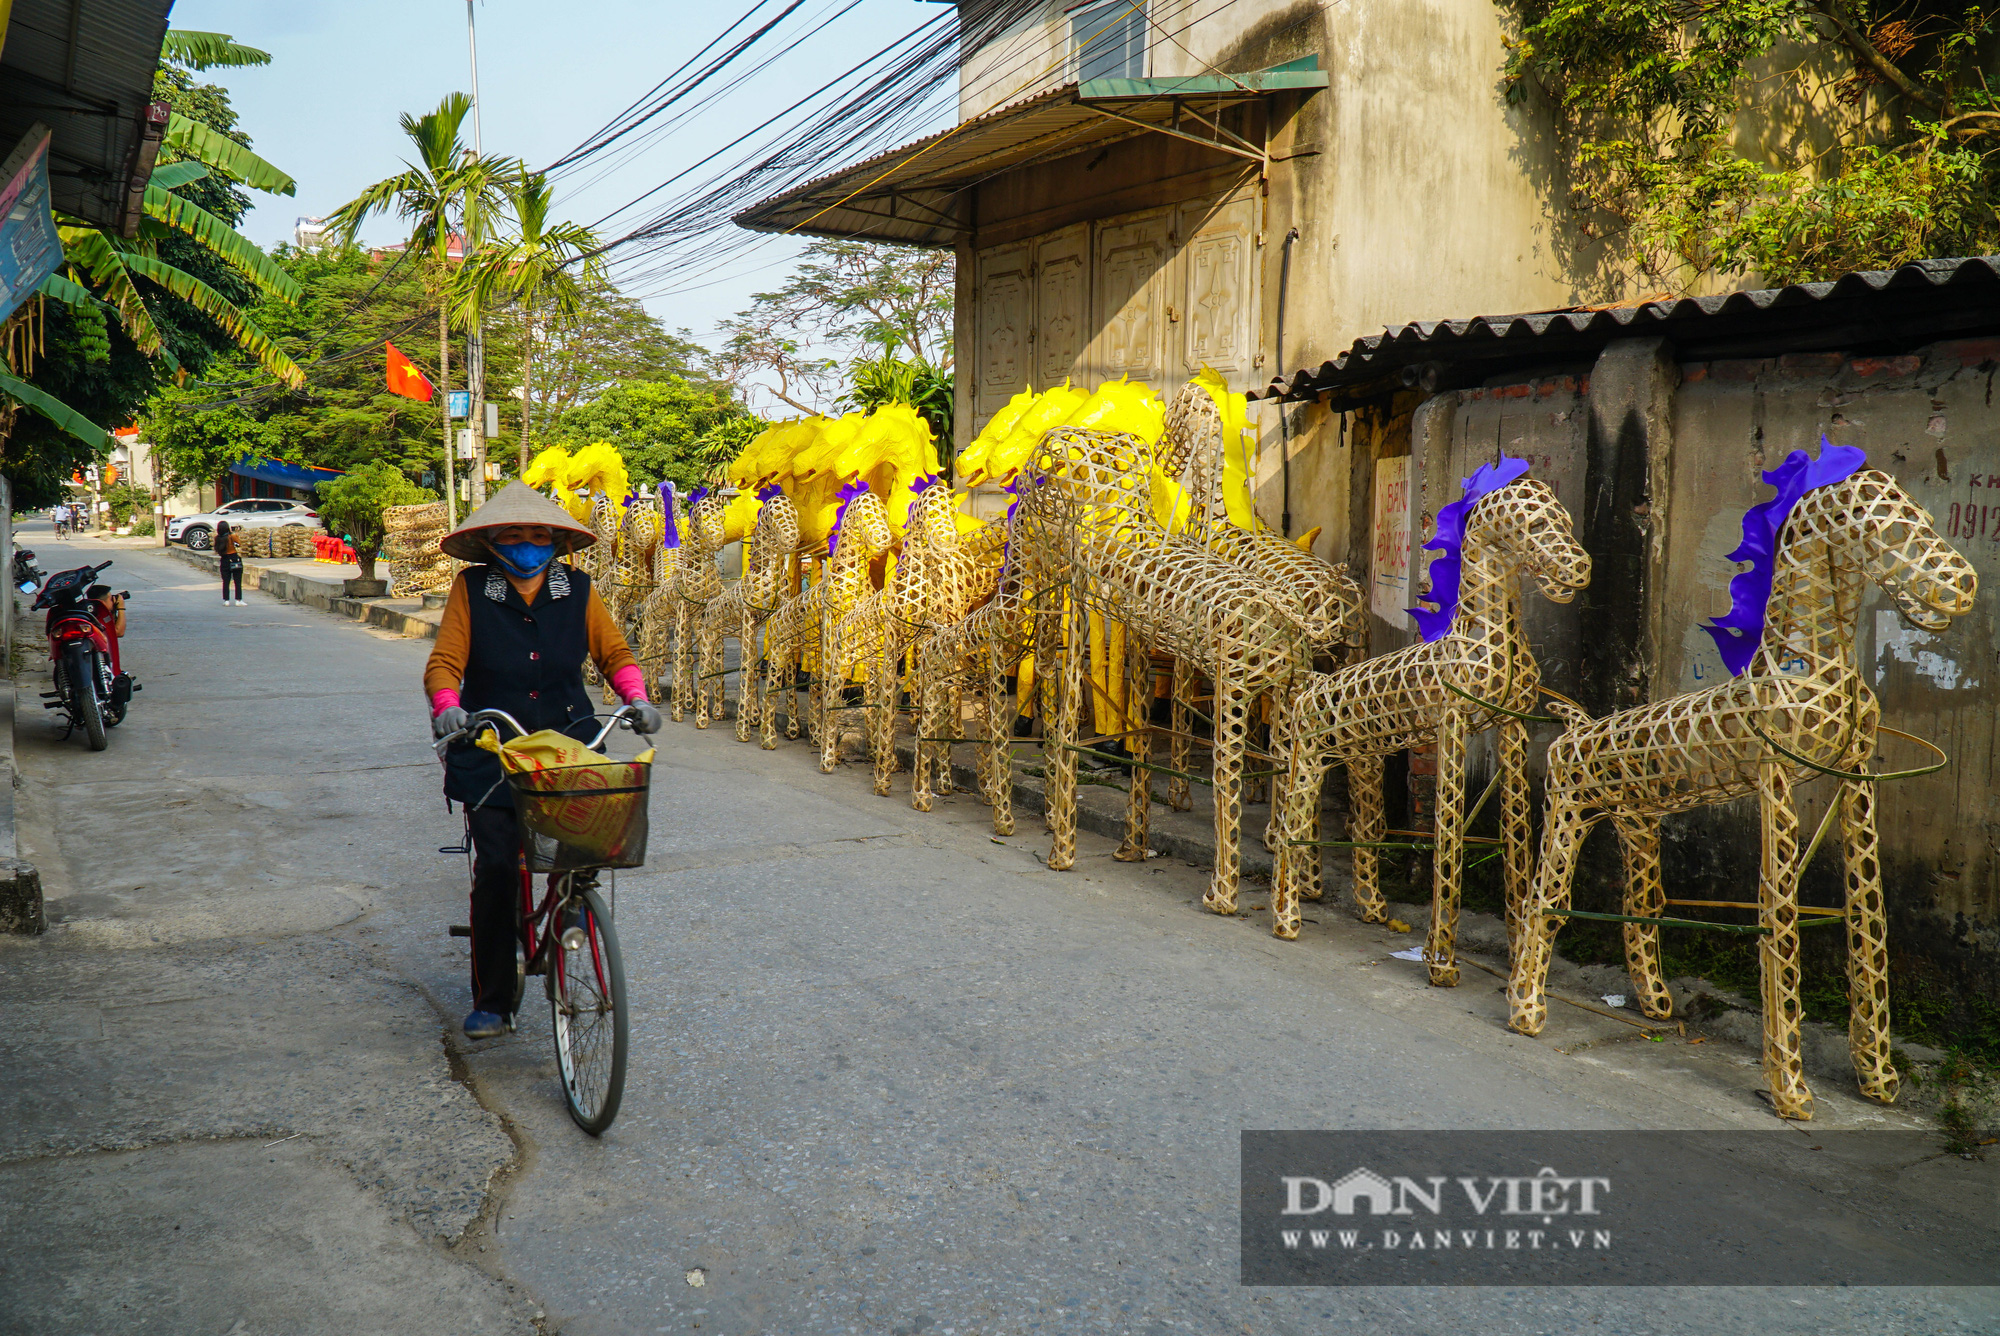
[{"x1": 385, "y1": 343, "x2": 434, "y2": 402}]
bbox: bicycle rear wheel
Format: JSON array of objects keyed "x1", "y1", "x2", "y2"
[{"x1": 549, "y1": 884, "x2": 627, "y2": 1134}]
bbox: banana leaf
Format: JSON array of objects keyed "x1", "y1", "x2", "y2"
[
  {"x1": 162, "y1": 113, "x2": 295, "y2": 196},
  {"x1": 117, "y1": 253, "x2": 305, "y2": 388},
  {"x1": 57, "y1": 227, "x2": 164, "y2": 354},
  {"x1": 161, "y1": 30, "x2": 273, "y2": 70},
  {"x1": 148, "y1": 161, "x2": 210, "y2": 191},
  {"x1": 35, "y1": 271, "x2": 95, "y2": 310},
  {"x1": 144, "y1": 186, "x2": 302, "y2": 303},
  {"x1": 0, "y1": 371, "x2": 109, "y2": 449}
]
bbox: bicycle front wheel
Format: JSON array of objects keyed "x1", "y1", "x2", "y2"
[{"x1": 549, "y1": 885, "x2": 627, "y2": 1134}]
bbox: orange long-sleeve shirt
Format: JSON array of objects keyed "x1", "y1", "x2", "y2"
[{"x1": 423, "y1": 565, "x2": 637, "y2": 701}]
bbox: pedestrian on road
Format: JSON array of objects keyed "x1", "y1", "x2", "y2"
[
  {"x1": 216, "y1": 521, "x2": 246, "y2": 607},
  {"x1": 424, "y1": 481, "x2": 662, "y2": 1041}
]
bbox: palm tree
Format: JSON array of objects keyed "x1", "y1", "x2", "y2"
[
  {"x1": 453, "y1": 171, "x2": 605, "y2": 472},
  {"x1": 325, "y1": 94, "x2": 514, "y2": 513}
]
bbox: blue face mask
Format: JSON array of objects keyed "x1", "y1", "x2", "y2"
[{"x1": 491, "y1": 540, "x2": 555, "y2": 578}]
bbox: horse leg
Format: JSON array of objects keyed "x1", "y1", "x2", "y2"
[
  {"x1": 1200, "y1": 660, "x2": 1249, "y2": 916},
  {"x1": 985, "y1": 641, "x2": 1015, "y2": 836},
  {"x1": 1498, "y1": 718, "x2": 1534, "y2": 960},
  {"x1": 1757, "y1": 761, "x2": 1813, "y2": 1120},
  {"x1": 871, "y1": 634, "x2": 898, "y2": 797},
  {"x1": 759, "y1": 625, "x2": 783, "y2": 751},
  {"x1": 1347, "y1": 754, "x2": 1388, "y2": 924},
  {"x1": 1425, "y1": 707, "x2": 1468, "y2": 987},
  {"x1": 734, "y1": 612, "x2": 754, "y2": 743},
  {"x1": 1168, "y1": 657, "x2": 1193, "y2": 812},
  {"x1": 1043, "y1": 586, "x2": 1084, "y2": 872},
  {"x1": 1114, "y1": 628, "x2": 1151, "y2": 863},
  {"x1": 669, "y1": 602, "x2": 688, "y2": 723},
  {"x1": 1612, "y1": 814, "x2": 1673, "y2": 1020},
  {"x1": 1269, "y1": 688, "x2": 1332, "y2": 942},
  {"x1": 1840, "y1": 777, "x2": 1896, "y2": 1103},
  {"x1": 1506, "y1": 800, "x2": 1598, "y2": 1036},
  {"x1": 693, "y1": 616, "x2": 715, "y2": 730}
]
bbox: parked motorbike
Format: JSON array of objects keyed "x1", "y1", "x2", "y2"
[
  {"x1": 32, "y1": 560, "x2": 138, "y2": 750},
  {"x1": 12, "y1": 544, "x2": 45, "y2": 594}
]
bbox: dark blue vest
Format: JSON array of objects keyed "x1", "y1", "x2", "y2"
[{"x1": 443, "y1": 563, "x2": 601, "y2": 808}]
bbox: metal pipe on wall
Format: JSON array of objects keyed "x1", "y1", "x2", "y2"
[{"x1": 1275, "y1": 227, "x2": 1300, "y2": 536}]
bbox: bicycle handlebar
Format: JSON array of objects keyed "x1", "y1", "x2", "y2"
[{"x1": 433, "y1": 703, "x2": 642, "y2": 759}]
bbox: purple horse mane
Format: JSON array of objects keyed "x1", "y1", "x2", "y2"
[{"x1": 1409, "y1": 456, "x2": 1530, "y2": 643}]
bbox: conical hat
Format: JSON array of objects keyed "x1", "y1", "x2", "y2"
[{"x1": 441, "y1": 480, "x2": 599, "y2": 561}]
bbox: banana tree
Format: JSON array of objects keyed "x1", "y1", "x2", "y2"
[
  {"x1": 327, "y1": 94, "x2": 515, "y2": 512},
  {"x1": 453, "y1": 171, "x2": 605, "y2": 472}
]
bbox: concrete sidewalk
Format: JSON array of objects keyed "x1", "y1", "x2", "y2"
[{"x1": 165, "y1": 543, "x2": 444, "y2": 641}]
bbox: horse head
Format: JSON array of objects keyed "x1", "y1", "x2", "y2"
[
  {"x1": 1804, "y1": 470, "x2": 1977, "y2": 630},
  {"x1": 1469, "y1": 477, "x2": 1592, "y2": 605},
  {"x1": 685, "y1": 487, "x2": 732, "y2": 555}
]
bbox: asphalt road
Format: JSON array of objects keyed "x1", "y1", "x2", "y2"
[{"x1": 1, "y1": 528, "x2": 1993, "y2": 1336}]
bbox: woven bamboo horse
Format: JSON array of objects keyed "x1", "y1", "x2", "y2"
[
  {"x1": 1506, "y1": 450, "x2": 1977, "y2": 1119},
  {"x1": 1154, "y1": 383, "x2": 1368, "y2": 813},
  {"x1": 1018, "y1": 426, "x2": 1314, "y2": 907},
  {"x1": 909, "y1": 497, "x2": 1030, "y2": 822},
  {"x1": 699, "y1": 485, "x2": 800, "y2": 743},
  {"x1": 657, "y1": 486, "x2": 732, "y2": 726},
  {"x1": 758, "y1": 483, "x2": 897, "y2": 753},
  {"x1": 837, "y1": 478, "x2": 1006, "y2": 796},
  {"x1": 589, "y1": 492, "x2": 665, "y2": 703},
  {"x1": 1269, "y1": 459, "x2": 1591, "y2": 955},
  {"x1": 635, "y1": 482, "x2": 681, "y2": 694}
]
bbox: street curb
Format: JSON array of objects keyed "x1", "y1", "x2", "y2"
[{"x1": 164, "y1": 545, "x2": 440, "y2": 641}]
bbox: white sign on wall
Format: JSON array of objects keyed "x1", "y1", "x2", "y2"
[{"x1": 1371, "y1": 455, "x2": 1412, "y2": 628}]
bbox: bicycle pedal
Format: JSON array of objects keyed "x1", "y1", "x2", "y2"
[
  {"x1": 448, "y1": 924, "x2": 472, "y2": 937},
  {"x1": 437, "y1": 844, "x2": 469, "y2": 855}
]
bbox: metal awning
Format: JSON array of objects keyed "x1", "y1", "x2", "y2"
[
  {"x1": 733, "y1": 64, "x2": 1328, "y2": 245},
  {"x1": 229, "y1": 456, "x2": 344, "y2": 491},
  {"x1": 0, "y1": 0, "x2": 174, "y2": 234}
]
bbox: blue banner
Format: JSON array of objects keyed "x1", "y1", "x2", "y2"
[{"x1": 0, "y1": 132, "x2": 62, "y2": 325}]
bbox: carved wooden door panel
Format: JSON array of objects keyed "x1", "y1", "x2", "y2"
[
  {"x1": 1089, "y1": 208, "x2": 1173, "y2": 387},
  {"x1": 1177, "y1": 194, "x2": 1258, "y2": 388},
  {"x1": 973, "y1": 242, "x2": 1032, "y2": 431},
  {"x1": 1034, "y1": 224, "x2": 1088, "y2": 389}
]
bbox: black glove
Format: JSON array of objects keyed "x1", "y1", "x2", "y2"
[
  {"x1": 433, "y1": 705, "x2": 468, "y2": 740},
  {"x1": 627, "y1": 700, "x2": 663, "y2": 735}
]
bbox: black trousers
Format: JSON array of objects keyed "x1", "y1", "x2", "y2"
[
  {"x1": 220, "y1": 556, "x2": 243, "y2": 601},
  {"x1": 466, "y1": 804, "x2": 523, "y2": 1015}
]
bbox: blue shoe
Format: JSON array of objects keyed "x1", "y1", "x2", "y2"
[{"x1": 463, "y1": 1009, "x2": 508, "y2": 1040}]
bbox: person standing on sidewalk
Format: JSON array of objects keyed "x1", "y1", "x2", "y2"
[
  {"x1": 216, "y1": 522, "x2": 244, "y2": 606},
  {"x1": 423, "y1": 482, "x2": 662, "y2": 1041}
]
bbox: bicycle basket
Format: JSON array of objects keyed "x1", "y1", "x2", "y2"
[{"x1": 504, "y1": 757, "x2": 652, "y2": 872}]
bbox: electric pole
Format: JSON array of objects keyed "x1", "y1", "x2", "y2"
[{"x1": 465, "y1": 0, "x2": 490, "y2": 506}]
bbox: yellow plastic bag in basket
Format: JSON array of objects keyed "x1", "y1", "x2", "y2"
[{"x1": 479, "y1": 730, "x2": 655, "y2": 865}]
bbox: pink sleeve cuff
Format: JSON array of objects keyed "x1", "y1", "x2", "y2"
[
  {"x1": 430, "y1": 688, "x2": 461, "y2": 716},
  {"x1": 609, "y1": 664, "x2": 649, "y2": 704}
]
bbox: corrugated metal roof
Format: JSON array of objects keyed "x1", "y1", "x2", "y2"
[
  {"x1": 733, "y1": 70, "x2": 1325, "y2": 244},
  {"x1": 0, "y1": 0, "x2": 175, "y2": 232},
  {"x1": 1259, "y1": 256, "x2": 2000, "y2": 406}
]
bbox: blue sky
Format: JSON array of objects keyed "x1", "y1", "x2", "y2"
[{"x1": 168, "y1": 0, "x2": 947, "y2": 354}]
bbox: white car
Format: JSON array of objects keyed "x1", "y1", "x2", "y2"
[{"x1": 168, "y1": 498, "x2": 321, "y2": 550}]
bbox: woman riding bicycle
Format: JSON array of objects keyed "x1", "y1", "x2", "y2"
[{"x1": 425, "y1": 481, "x2": 662, "y2": 1040}]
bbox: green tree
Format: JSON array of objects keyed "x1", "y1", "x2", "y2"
[
  {"x1": 453, "y1": 171, "x2": 605, "y2": 473},
  {"x1": 842, "y1": 346, "x2": 954, "y2": 472},
  {"x1": 544, "y1": 379, "x2": 760, "y2": 491},
  {"x1": 315, "y1": 460, "x2": 436, "y2": 583},
  {"x1": 532, "y1": 280, "x2": 718, "y2": 421},
  {"x1": 144, "y1": 246, "x2": 493, "y2": 490},
  {"x1": 326, "y1": 94, "x2": 515, "y2": 510},
  {"x1": 1499, "y1": 0, "x2": 2000, "y2": 286},
  {"x1": 716, "y1": 239, "x2": 953, "y2": 414}
]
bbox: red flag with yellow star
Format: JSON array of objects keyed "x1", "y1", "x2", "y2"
[{"x1": 385, "y1": 343, "x2": 434, "y2": 402}]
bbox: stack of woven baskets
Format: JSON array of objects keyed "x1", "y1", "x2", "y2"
[{"x1": 382, "y1": 501, "x2": 458, "y2": 596}]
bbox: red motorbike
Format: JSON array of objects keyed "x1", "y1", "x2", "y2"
[{"x1": 32, "y1": 559, "x2": 137, "y2": 750}]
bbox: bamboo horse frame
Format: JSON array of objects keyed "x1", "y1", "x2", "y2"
[
  {"x1": 833, "y1": 480, "x2": 1007, "y2": 796},
  {"x1": 1269, "y1": 472, "x2": 1592, "y2": 955},
  {"x1": 1155, "y1": 384, "x2": 1368, "y2": 815},
  {"x1": 655, "y1": 488, "x2": 732, "y2": 726},
  {"x1": 1505, "y1": 468, "x2": 1976, "y2": 1120},
  {"x1": 699, "y1": 489, "x2": 801, "y2": 742},
  {"x1": 1015, "y1": 426, "x2": 1316, "y2": 908}
]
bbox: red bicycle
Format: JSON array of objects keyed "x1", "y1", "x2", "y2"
[{"x1": 436, "y1": 705, "x2": 649, "y2": 1134}]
